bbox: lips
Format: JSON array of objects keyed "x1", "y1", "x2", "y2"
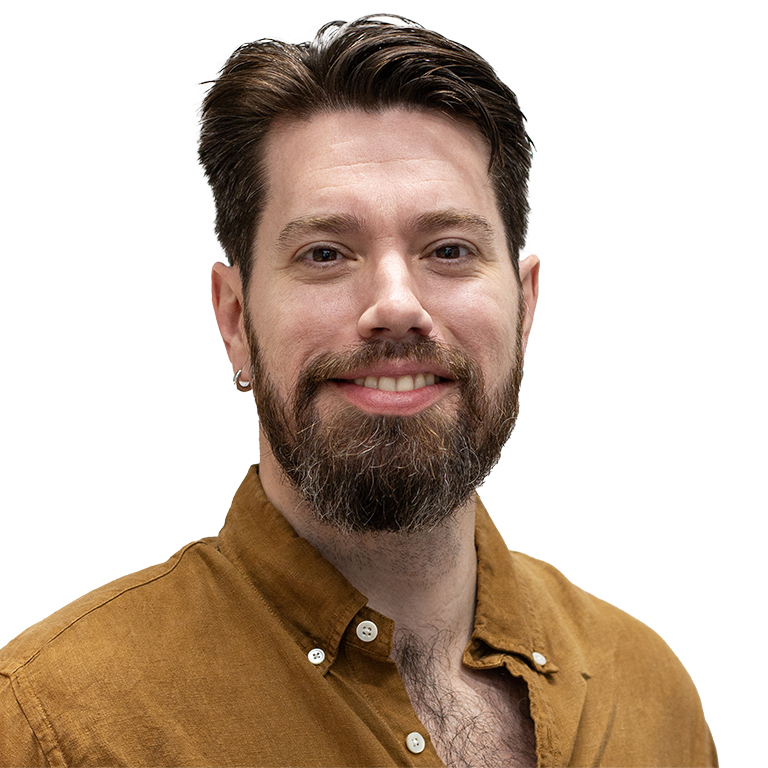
[
  {"x1": 294, "y1": 338, "x2": 465, "y2": 416},
  {"x1": 352, "y1": 373, "x2": 444, "y2": 391}
]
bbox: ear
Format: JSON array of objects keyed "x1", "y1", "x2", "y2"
[
  {"x1": 211, "y1": 262, "x2": 250, "y2": 373},
  {"x1": 518, "y1": 254, "x2": 540, "y2": 351}
]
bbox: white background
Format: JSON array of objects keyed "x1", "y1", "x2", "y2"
[{"x1": 1, "y1": 1, "x2": 765, "y2": 764}]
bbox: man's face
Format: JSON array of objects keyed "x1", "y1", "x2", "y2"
[{"x1": 233, "y1": 108, "x2": 536, "y2": 531}]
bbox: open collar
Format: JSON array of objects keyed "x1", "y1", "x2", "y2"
[{"x1": 217, "y1": 467, "x2": 560, "y2": 678}]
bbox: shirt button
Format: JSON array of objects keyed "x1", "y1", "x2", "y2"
[
  {"x1": 356, "y1": 620, "x2": 379, "y2": 642},
  {"x1": 406, "y1": 731, "x2": 425, "y2": 754},
  {"x1": 308, "y1": 648, "x2": 325, "y2": 665},
  {"x1": 532, "y1": 651, "x2": 547, "y2": 666}
]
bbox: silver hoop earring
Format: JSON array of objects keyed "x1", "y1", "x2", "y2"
[{"x1": 233, "y1": 369, "x2": 252, "y2": 392}]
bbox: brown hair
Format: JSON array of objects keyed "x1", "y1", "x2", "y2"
[{"x1": 199, "y1": 15, "x2": 533, "y2": 289}]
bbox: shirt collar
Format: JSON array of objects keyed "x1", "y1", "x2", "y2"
[
  {"x1": 470, "y1": 498, "x2": 559, "y2": 675},
  {"x1": 216, "y1": 466, "x2": 369, "y2": 667},
  {"x1": 217, "y1": 466, "x2": 557, "y2": 676}
]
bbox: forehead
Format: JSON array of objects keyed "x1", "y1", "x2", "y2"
[{"x1": 259, "y1": 108, "x2": 499, "y2": 230}]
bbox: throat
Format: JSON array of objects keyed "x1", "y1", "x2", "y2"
[{"x1": 294, "y1": 496, "x2": 479, "y2": 631}]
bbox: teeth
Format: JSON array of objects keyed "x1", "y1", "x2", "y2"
[{"x1": 352, "y1": 374, "x2": 440, "y2": 391}]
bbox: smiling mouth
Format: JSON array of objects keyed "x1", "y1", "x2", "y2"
[{"x1": 351, "y1": 373, "x2": 447, "y2": 392}]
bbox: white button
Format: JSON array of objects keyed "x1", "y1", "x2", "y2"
[
  {"x1": 308, "y1": 648, "x2": 325, "y2": 665},
  {"x1": 356, "y1": 620, "x2": 379, "y2": 642},
  {"x1": 532, "y1": 651, "x2": 547, "y2": 666},
  {"x1": 406, "y1": 731, "x2": 425, "y2": 754}
]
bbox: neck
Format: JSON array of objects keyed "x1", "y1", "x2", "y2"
[{"x1": 258, "y1": 455, "x2": 478, "y2": 654}]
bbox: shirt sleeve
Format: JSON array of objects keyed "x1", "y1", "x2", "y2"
[{"x1": 0, "y1": 675, "x2": 49, "y2": 767}]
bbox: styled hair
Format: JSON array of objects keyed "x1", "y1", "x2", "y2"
[{"x1": 199, "y1": 15, "x2": 533, "y2": 289}]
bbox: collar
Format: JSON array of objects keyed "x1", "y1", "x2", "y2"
[
  {"x1": 216, "y1": 466, "x2": 558, "y2": 677},
  {"x1": 470, "y1": 497, "x2": 559, "y2": 676}
]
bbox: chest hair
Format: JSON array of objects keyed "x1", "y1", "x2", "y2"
[{"x1": 393, "y1": 630, "x2": 537, "y2": 768}]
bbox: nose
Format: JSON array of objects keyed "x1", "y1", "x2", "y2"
[{"x1": 357, "y1": 255, "x2": 434, "y2": 340}]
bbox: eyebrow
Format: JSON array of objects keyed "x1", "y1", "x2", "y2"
[
  {"x1": 409, "y1": 210, "x2": 496, "y2": 246},
  {"x1": 276, "y1": 214, "x2": 364, "y2": 248}
]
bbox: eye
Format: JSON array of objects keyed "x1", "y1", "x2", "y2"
[
  {"x1": 432, "y1": 243, "x2": 471, "y2": 260},
  {"x1": 308, "y1": 247, "x2": 341, "y2": 263}
]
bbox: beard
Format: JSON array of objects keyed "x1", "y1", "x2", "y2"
[{"x1": 246, "y1": 320, "x2": 524, "y2": 534}]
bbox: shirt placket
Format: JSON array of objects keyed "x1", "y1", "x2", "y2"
[{"x1": 330, "y1": 605, "x2": 446, "y2": 767}]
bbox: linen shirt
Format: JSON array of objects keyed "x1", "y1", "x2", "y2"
[{"x1": 1, "y1": 466, "x2": 716, "y2": 767}]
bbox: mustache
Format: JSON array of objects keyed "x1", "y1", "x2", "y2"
[{"x1": 292, "y1": 337, "x2": 482, "y2": 414}]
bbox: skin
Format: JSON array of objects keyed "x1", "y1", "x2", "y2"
[{"x1": 212, "y1": 107, "x2": 539, "y2": 673}]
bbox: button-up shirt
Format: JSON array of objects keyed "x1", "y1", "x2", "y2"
[{"x1": 0, "y1": 467, "x2": 716, "y2": 766}]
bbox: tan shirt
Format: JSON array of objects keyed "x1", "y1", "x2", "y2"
[{"x1": 0, "y1": 467, "x2": 716, "y2": 767}]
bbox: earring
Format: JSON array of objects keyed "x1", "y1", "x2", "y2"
[{"x1": 233, "y1": 369, "x2": 252, "y2": 392}]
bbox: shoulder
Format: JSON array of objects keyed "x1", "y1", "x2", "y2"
[
  {"x1": 508, "y1": 551, "x2": 703, "y2": 703},
  {"x1": 510, "y1": 550, "x2": 680, "y2": 665},
  {"x1": 509, "y1": 551, "x2": 717, "y2": 766},
  {"x1": 0, "y1": 538, "x2": 217, "y2": 678},
  {"x1": 0, "y1": 537, "x2": 242, "y2": 766}
]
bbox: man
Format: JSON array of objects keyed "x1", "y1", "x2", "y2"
[{"x1": 0, "y1": 16, "x2": 715, "y2": 767}]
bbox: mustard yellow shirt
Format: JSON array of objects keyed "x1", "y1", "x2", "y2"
[{"x1": 0, "y1": 467, "x2": 716, "y2": 766}]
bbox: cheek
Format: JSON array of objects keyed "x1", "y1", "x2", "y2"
[
  {"x1": 250, "y1": 286, "x2": 359, "y2": 386},
  {"x1": 429, "y1": 284, "x2": 521, "y2": 369}
]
